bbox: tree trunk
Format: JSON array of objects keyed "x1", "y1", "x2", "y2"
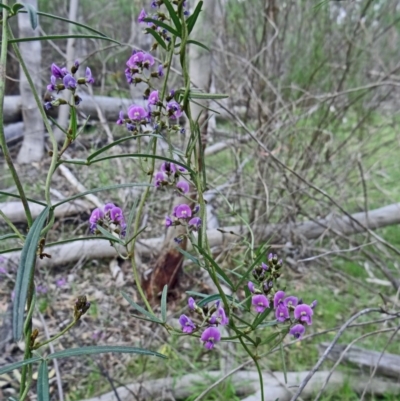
[{"x1": 16, "y1": 0, "x2": 44, "y2": 163}]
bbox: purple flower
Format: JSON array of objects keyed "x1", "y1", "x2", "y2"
[
  {"x1": 290, "y1": 324, "x2": 306, "y2": 339},
  {"x1": 165, "y1": 216, "x2": 173, "y2": 227},
  {"x1": 174, "y1": 236, "x2": 183, "y2": 244},
  {"x1": 127, "y1": 51, "x2": 144, "y2": 68},
  {"x1": 311, "y1": 300, "x2": 318, "y2": 309},
  {"x1": 161, "y1": 162, "x2": 177, "y2": 174},
  {"x1": 201, "y1": 327, "x2": 221, "y2": 350},
  {"x1": 89, "y1": 208, "x2": 104, "y2": 233},
  {"x1": 193, "y1": 205, "x2": 200, "y2": 214},
  {"x1": 284, "y1": 296, "x2": 298, "y2": 308},
  {"x1": 125, "y1": 69, "x2": 133, "y2": 84},
  {"x1": 110, "y1": 207, "x2": 124, "y2": 223},
  {"x1": 148, "y1": 90, "x2": 159, "y2": 105},
  {"x1": 126, "y1": 123, "x2": 135, "y2": 131},
  {"x1": 175, "y1": 204, "x2": 192, "y2": 219},
  {"x1": 51, "y1": 63, "x2": 65, "y2": 79},
  {"x1": 176, "y1": 181, "x2": 190, "y2": 194},
  {"x1": 167, "y1": 100, "x2": 182, "y2": 119},
  {"x1": 47, "y1": 75, "x2": 56, "y2": 91},
  {"x1": 179, "y1": 314, "x2": 196, "y2": 334},
  {"x1": 155, "y1": 171, "x2": 167, "y2": 187},
  {"x1": 44, "y1": 102, "x2": 53, "y2": 110},
  {"x1": 56, "y1": 277, "x2": 67, "y2": 288},
  {"x1": 294, "y1": 304, "x2": 313, "y2": 325},
  {"x1": 104, "y1": 203, "x2": 116, "y2": 212},
  {"x1": 217, "y1": 304, "x2": 229, "y2": 325},
  {"x1": 116, "y1": 111, "x2": 125, "y2": 125},
  {"x1": 248, "y1": 281, "x2": 255, "y2": 293},
  {"x1": 63, "y1": 74, "x2": 77, "y2": 90},
  {"x1": 143, "y1": 52, "x2": 155, "y2": 68},
  {"x1": 188, "y1": 297, "x2": 196, "y2": 310},
  {"x1": 0, "y1": 267, "x2": 7, "y2": 275},
  {"x1": 151, "y1": 1, "x2": 158, "y2": 8},
  {"x1": 261, "y1": 262, "x2": 268, "y2": 270},
  {"x1": 158, "y1": 64, "x2": 164, "y2": 77},
  {"x1": 252, "y1": 294, "x2": 270, "y2": 313},
  {"x1": 275, "y1": 303, "x2": 290, "y2": 322},
  {"x1": 188, "y1": 217, "x2": 202, "y2": 230},
  {"x1": 138, "y1": 8, "x2": 147, "y2": 23},
  {"x1": 273, "y1": 290, "x2": 286, "y2": 308},
  {"x1": 85, "y1": 67, "x2": 95, "y2": 84},
  {"x1": 36, "y1": 285, "x2": 48, "y2": 295},
  {"x1": 127, "y1": 104, "x2": 147, "y2": 121}
]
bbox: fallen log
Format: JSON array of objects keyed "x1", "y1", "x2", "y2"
[
  {"x1": 2, "y1": 202, "x2": 400, "y2": 269},
  {"x1": 79, "y1": 370, "x2": 400, "y2": 401},
  {"x1": 318, "y1": 343, "x2": 400, "y2": 379}
]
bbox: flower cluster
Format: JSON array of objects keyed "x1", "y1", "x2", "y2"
[
  {"x1": 248, "y1": 253, "x2": 317, "y2": 339},
  {"x1": 179, "y1": 297, "x2": 229, "y2": 349},
  {"x1": 45, "y1": 61, "x2": 94, "y2": 110},
  {"x1": 89, "y1": 203, "x2": 127, "y2": 238},
  {"x1": 165, "y1": 203, "x2": 202, "y2": 239},
  {"x1": 154, "y1": 161, "x2": 190, "y2": 194}
]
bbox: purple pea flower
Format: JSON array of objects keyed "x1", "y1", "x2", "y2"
[
  {"x1": 167, "y1": 100, "x2": 182, "y2": 119},
  {"x1": 128, "y1": 105, "x2": 147, "y2": 121},
  {"x1": 148, "y1": 90, "x2": 159, "y2": 106},
  {"x1": 165, "y1": 216, "x2": 173, "y2": 227},
  {"x1": 188, "y1": 217, "x2": 202, "y2": 230},
  {"x1": 275, "y1": 303, "x2": 290, "y2": 322},
  {"x1": 188, "y1": 297, "x2": 196, "y2": 310},
  {"x1": 158, "y1": 64, "x2": 164, "y2": 77},
  {"x1": 273, "y1": 290, "x2": 286, "y2": 309},
  {"x1": 51, "y1": 63, "x2": 65, "y2": 79},
  {"x1": 261, "y1": 262, "x2": 268, "y2": 270},
  {"x1": 116, "y1": 111, "x2": 125, "y2": 125},
  {"x1": 179, "y1": 314, "x2": 196, "y2": 334},
  {"x1": 110, "y1": 207, "x2": 124, "y2": 223},
  {"x1": 175, "y1": 204, "x2": 192, "y2": 219},
  {"x1": 47, "y1": 75, "x2": 56, "y2": 92},
  {"x1": 143, "y1": 52, "x2": 155, "y2": 68},
  {"x1": 138, "y1": 8, "x2": 147, "y2": 23},
  {"x1": 217, "y1": 304, "x2": 229, "y2": 326},
  {"x1": 252, "y1": 294, "x2": 270, "y2": 313},
  {"x1": 89, "y1": 208, "x2": 104, "y2": 233},
  {"x1": 63, "y1": 74, "x2": 77, "y2": 90},
  {"x1": 290, "y1": 324, "x2": 306, "y2": 339},
  {"x1": 125, "y1": 69, "x2": 134, "y2": 84},
  {"x1": 44, "y1": 102, "x2": 53, "y2": 110},
  {"x1": 176, "y1": 181, "x2": 190, "y2": 194},
  {"x1": 155, "y1": 171, "x2": 167, "y2": 187},
  {"x1": 311, "y1": 300, "x2": 318, "y2": 309},
  {"x1": 248, "y1": 281, "x2": 255, "y2": 293},
  {"x1": 294, "y1": 304, "x2": 313, "y2": 325},
  {"x1": 284, "y1": 296, "x2": 299, "y2": 308},
  {"x1": 56, "y1": 277, "x2": 67, "y2": 288},
  {"x1": 0, "y1": 267, "x2": 7, "y2": 275},
  {"x1": 161, "y1": 162, "x2": 177, "y2": 174},
  {"x1": 151, "y1": 1, "x2": 158, "y2": 8},
  {"x1": 85, "y1": 67, "x2": 95, "y2": 84},
  {"x1": 201, "y1": 327, "x2": 221, "y2": 350},
  {"x1": 104, "y1": 203, "x2": 116, "y2": 212},
  {"x1": 127, "y1": 51, "x2": 144, "y2": 68}
]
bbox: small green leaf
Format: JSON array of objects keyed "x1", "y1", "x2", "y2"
[
  {"x1": 163, "y1": 0, "x2": 182, "y2": 33},
  {"x1": 176, "y1": 247, "x2": 201, "y2": 266},
  {"x1": 186, "y1": 1, "x2": 203, "y2": 33},
  {"x1": 188, "y1": 91, "x2": 229, "y2": 100},
  {"x1": 187, "y1": 39, "x2": 209, "y2": 51},
  {"x1": 21, "y1": 2, "x2": 38, "y2": 30},
  {"x1": 37, "y1": 360, "x2": 50, "y2": 401},
  {"x1": 95, "y1": 225, "x2": 124, "y2": 245},
  {"x1": 0, "y1": 356, "x2": 42, "y2": 376},
  {"x1": 143, "y1": 18, "x2": 179, "y2": 37},
  {"x1": 145, "y1": 28, "x2": 167, "y2": 50},
  {"x1": 161, "y1": 285, "x2": 168, "y2": 323},
  {"x1": 121, "y1": 291, "x2": 162, "y2": 323},
  {"x1": 13, "y1": 207, "x2": 49, "y2": 340},
  {"x1": 0, "y1": 4, "x2": 12, "y2": 12},
  {"x1": 48, "y1": 345, "x2": 166, "y2": 360}
]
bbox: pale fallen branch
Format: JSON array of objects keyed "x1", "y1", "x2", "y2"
[
  {"x1": 78, "y1": 370, "x2": 400, "y2": 401},
  {"x1": 3, "y1": 202, "x2": 400, "y2": 269}
]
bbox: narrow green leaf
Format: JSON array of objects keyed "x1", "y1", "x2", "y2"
[
  {"x1": 260, "y1": 331, "x2": 280, "y2": 346},
  {"x1": 161, "y1": 285, "x2": 168, "y2": 323},
  {"x1": 185, "y1": 290, "x2": 208, "y2": 298},
  {"x1": 37, "y1": 360, "x2": 50, "y2": 401},
  {"x1": 197, "y1": 294, "x2": 240, "y2": 308},
  {"x1": 186, "y1": 1, "x2": 203, "y2": 33},
  {"x1": 187, "y1": 39, "x2": 209, "y2": 51},
  {"x1": 0, "y1": 233, "x2": 21, "y2": 241},
  {"x1": 0, "y1": 4, "x2": 12, "y2": 11},
  {"x1": 87, "y1": 134, "x2": 163, "y2": 162},
  {"x1": 45, "y1": 236, "x2": 122, "y2": 247},
  {"x1": 95, "y1": 225, "x2": 124, "y2": 245},
  {"x1": 48, "y1": 345, "x2": 166, "y2": 360},
  {"x1": 21, "y1": 3, "x2": 38, "y2": 30},
  {"x1": 145, "y1": 28, "x2": 167, "y2": 50},
  {"x1": 280, "y1": 341, "x2": 287, "y2": 384},
  {"x1": 121, "y1": 291, "x2": 162, "y2": 323},
  {"x1": 13, "y1": 207, "x2": 49, "y2": 340},
  {"x1": 124, "y1": 226, "x2": 146, "y2": 247},
  {"x1": 252, "y1": 306, "x2": 273, "y2": 329},
  {"x1": 0, "y1": 356, "x2": 41, "y2": 375},
  {"x1": 195, "y1": 245, "x2": 234, "y2": 289},
  {"x1": 7, "y1": 34, "x2": 120, "y2": 45},
  {"x1": 163, "y1": 0, "x2": 182, "y2": 32},
  {"x1": 143, "y1": 18, "x2": 179, "y2": 37},
  {"x1": 125, "y1": 198, "x2": 139, "y2": 240},
  {"x1": 0, "y1": 190, "x2": 47, "y2": 206},
  {"x1": 176, "y1": 247, "x2": 201, "y2": 266},
  {"x1": 52, "y1": 183, "x2": 150, "y2": 208},
  {"x1": 189, "y1": 91, "x2": 229, "y2": 100}
]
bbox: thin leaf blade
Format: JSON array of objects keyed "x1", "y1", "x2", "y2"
[
  {"x1": 121, "y1": 291, "x2": 162, "y2": 323},
  {"x1": 161, "y1": 285, "x2": 168, "y2": 323},
  {"x1": 0, "y1": 356, "x2": 41, "y2": 376},
  {"x1": 37, "y1": 360, "x2": 50, "y2": 401}
]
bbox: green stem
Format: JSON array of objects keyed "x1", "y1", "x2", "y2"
[
  {"x1": 0, "y1": 6, "x2": 33, "y2": 227},
  {"x1": 33, "y1": 318, "x2": 78, "y2": 350},
  {"x1": 0, "y1": 210, "x2": 25, "y2": 241}
]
